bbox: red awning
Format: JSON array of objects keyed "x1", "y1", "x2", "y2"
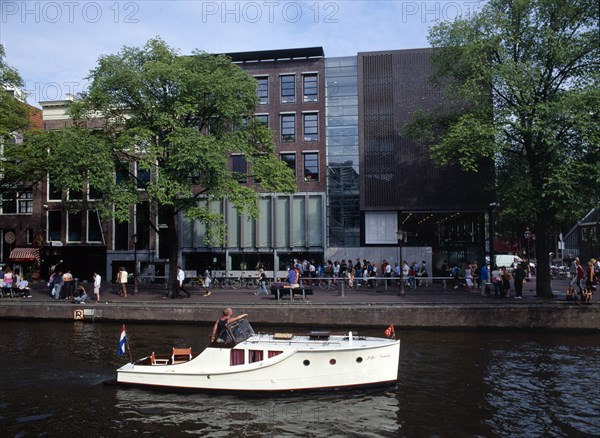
[{"x1": 8, "y1": 247, "x2": 40, "y2": 263}]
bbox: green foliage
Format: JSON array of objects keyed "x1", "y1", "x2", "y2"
[
  {"x1": 0, "y1": 45, "x2": 48, "y2": 199},
  {"x1": 405, "y1": 0, "x2": 600, "y2": 296},
  {"x1": 0, "y1": 44, "x2": 29, "y2": 140},
  {"x1": 42, "y1": 37, "x2": 296, "y2": 241}
]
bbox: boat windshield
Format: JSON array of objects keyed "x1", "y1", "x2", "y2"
[{"x1": 222, "y1": 318, "x2": 255, "y2": 344}]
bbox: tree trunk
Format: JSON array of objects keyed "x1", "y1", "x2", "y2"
[
  {"x1": 165, "y1": 205, "x2": 179, "y2": 299},
  {"x1": 534, "y1": 220, "x2": 554, "y2": 298}
]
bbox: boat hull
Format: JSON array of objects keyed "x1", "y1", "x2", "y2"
[{"x1": 116, "y1": 334, "x2": 400, "y2": 392}]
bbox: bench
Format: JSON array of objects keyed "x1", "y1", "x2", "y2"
[{"x1": 270, "y1": 287, "x2": 314, "y2": 301}]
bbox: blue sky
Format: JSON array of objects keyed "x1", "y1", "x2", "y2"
[{"x1": 1, "y1": 1, "x2": 484, "y2": 106}]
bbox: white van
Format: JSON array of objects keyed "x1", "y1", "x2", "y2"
[{"x1": 494, "y1": 254, "x2": 522, "y2": 269}]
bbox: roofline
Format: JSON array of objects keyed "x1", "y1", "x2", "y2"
[{"x1": 225, "y1": 47, "x2": 324, "y2": 63}]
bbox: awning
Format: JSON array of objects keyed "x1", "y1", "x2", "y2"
[{"x1": 8, "y1": 247, "x2": 40, "y2": 263}]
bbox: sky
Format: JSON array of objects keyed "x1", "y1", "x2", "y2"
[{"x1": 1, "y1": 1, "x2": 484, "y2": 106}]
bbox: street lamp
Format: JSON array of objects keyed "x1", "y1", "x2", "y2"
[
  {"x1": 133, "y1": 233, "x2": 138, "y2": 295},
  {"x1": 524, "y1": 227, "x2": 531, "y2": 258},
  {"x1": 396, "y1": 229, "x2": 406, "y2": 296}
]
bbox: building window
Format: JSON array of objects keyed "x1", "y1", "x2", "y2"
[
  {"x1": 68, "y1": 211, "x2": 82, "y2": 242},
  {"x1": 255, "y1": 114, "x2": 269, "y2": 126},
  {"x1": 115, "y1": 162, "x2": 130, "y2": 185},
  {"x1": 0, "y1": 192, "x2": 33, "y2": 214},
  {"x1": 136, "y1": 202, "x2": 151, "y2": 250},
  {"x1": 88, "y1": 211, "x2": 102, "y2": 242},
  {"x1": 18, "y1": 192, "x2": 33, "y2": 214},
  {"x1": 89, "y1": 185, "x2": 101, "y2": 200},
  {"x1": 280, "y1": 75, "x2": 296, "y2": 103},
  {"x1": 303, "y1": 73, "x2": 318, "y2": 102},
  {"x1": 303, "y1": 153, "x2": 319, "y2": 182},
  {"x1": 48, "y1": 178, "x2": 62, "y2": 201},
  {"x1": 114, "y1": 219, "x2": 129, "y2": 250},
  {"x1": 281, "y1": 114, "x2": 296, "y2": 143},
  {"x1": 68, "y1": 189, "x2": 83, "y2": 200},
  {"x1": 280, "y1": 153, "x2": 296, "y2": 176},
  {"x1": 232, "y1": 154, "x2": 247, "y2": 183},
  {"x1": 136, "y1": 162, "x2": 150, "y2": 189},
  {"x1": 48, "y1": 211, "x2": 62, "y2": 241},
  {"x1": 303, "y1": 113, "x2": 318, "y2": 141},
  {"x1": 256, "y1": 76, "x2": 268, "y2": 104}
]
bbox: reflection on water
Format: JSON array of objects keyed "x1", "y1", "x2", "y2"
[
  {"x1": 1, "y1": 320, "x2": 598, "y2": 437},
  {"x1": 115, "y1": 387, "x2": 399, "y2": 437}
]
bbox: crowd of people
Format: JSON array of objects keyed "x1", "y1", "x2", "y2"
[
  {"x1": 0, "y1": 266, "x2": 31, "y2": 298},
  {"x1": 274, "y1": 258, "x2": 432, "y2": 290},
  {"x1": 45, "y1": 269, "x2": 102, "y2": 303},
  {"x1": 566, "y1": 256, "x2": 598, "y2": 304},
  {"x1": 6, "y1": 254, "x2": 598, "y2": 303}
]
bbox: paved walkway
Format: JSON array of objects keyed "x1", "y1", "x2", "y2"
[{"x1": 6, "y1": 277, "x2": 597, "y2": 306}]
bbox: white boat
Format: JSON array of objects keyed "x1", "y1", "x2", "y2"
[{"x1": 116, "y1": 319, "x2": 400, "y2": 392}]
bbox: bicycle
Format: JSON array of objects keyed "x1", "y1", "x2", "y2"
[{"x1": 240, "y1": 272, "x2": 259, "y2": 289}]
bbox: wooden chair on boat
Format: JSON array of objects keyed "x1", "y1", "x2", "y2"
[
  {"x1": 151, "y1": 352, "x2": 169, "y2": 365},
  {"x1": 171, "y1": 347, "x2": 192, "y2": 364}
]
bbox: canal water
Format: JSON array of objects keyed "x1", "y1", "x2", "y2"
[{"x1": 1, "y1": 320, "x2": 598, "y2": 437}]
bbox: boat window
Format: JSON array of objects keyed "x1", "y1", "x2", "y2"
[
  {"x1": 329, "y1": 359, "x2": 336, "y2": 365},
  {"x1": 230, "y1": 349, "x2": 245, "y2": 366},
  {"x1": 223, "y1": 318, "x2": 255, "y2": 344},
  {"x1": 356, "y1": 357, "x2": 363, "y2": 363},
  {"x1": 268, "y1": 350, "x2": 282, "y2": 358},
  {"x1": 249, "y1": 350, "x2": 263, "y2": 363},
  {"x1": 303, "y1": 360, "x2": 310, "y2": 366}
]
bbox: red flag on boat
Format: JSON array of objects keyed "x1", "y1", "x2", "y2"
[
  {"x1": 384, "y1": 325, "x2": 395, "y2": 338},
  {"x1": 118, "y1": 324, "x2": 127, "y2": 356}
]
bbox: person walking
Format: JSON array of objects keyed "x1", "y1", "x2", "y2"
[
  {"x1": 202, "y1": 268, "x2": 212, "y2": 297},
  {"x1": 176, "y1": 266, "x2": 191, "y2": 298},
  {"x1": 117, "y1": 267, "x2": 128, "y2": 298},
  {"x1": 255, "y1": 269, "x2": 268, "y2": 296}
]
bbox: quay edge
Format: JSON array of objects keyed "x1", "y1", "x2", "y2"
[{"x1": 0, "y1": 301, "x2": 598, "y2": 331}]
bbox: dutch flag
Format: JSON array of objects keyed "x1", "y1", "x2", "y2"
[{"x1": 117, "y1": 324, "x2": 127, "y2": 356}]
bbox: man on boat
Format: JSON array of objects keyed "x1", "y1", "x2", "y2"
[{"x1": 210, "y1": 308, "x2": 248, "y2": 343}]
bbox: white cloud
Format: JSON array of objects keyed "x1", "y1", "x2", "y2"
[{"x1": 0, "y1": 1, "x2": 480, "y2": 106}]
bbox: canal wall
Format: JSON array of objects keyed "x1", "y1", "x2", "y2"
[{"x1": 0, "y1": 302, "x2": 598, "y2": 330}]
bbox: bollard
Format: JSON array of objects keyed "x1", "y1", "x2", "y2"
[{"x1": 339, "y1": 279, "x2": 345, "y2": 297}]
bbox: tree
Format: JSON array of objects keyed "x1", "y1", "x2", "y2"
[
  {"x1": 405, "y1": 0, "x2": 599, "y2": 298},
  {"x1": 38, "y1": 38, "x2": 296, "y2": 297},
  {"x1": 0, "y1": 44, "x2": 48, "y2": 209}
]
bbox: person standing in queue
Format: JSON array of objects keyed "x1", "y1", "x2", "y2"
[
  {"x1": 513, "y1": 262, "x2": 526, "y2": 300},
  {"x1": 117, "y1": 267, "x2": 128, "y2": 298},
  {"x1": 62, "y1": 270, "x2": 74, "y2": 300},
  {"x1": 210, "y1": 308, "x2": 248, "y2": 343},
  {"x1": 93, "y1": 272, "x2": 102, "y2": 303}
]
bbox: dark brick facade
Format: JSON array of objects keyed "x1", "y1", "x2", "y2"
[
  {"x1": 358, "y1": 48, "x2": 494, "y2": 211},
  {"x1": 230, "y1": 49, "x2": 327, "y2": 193}
]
